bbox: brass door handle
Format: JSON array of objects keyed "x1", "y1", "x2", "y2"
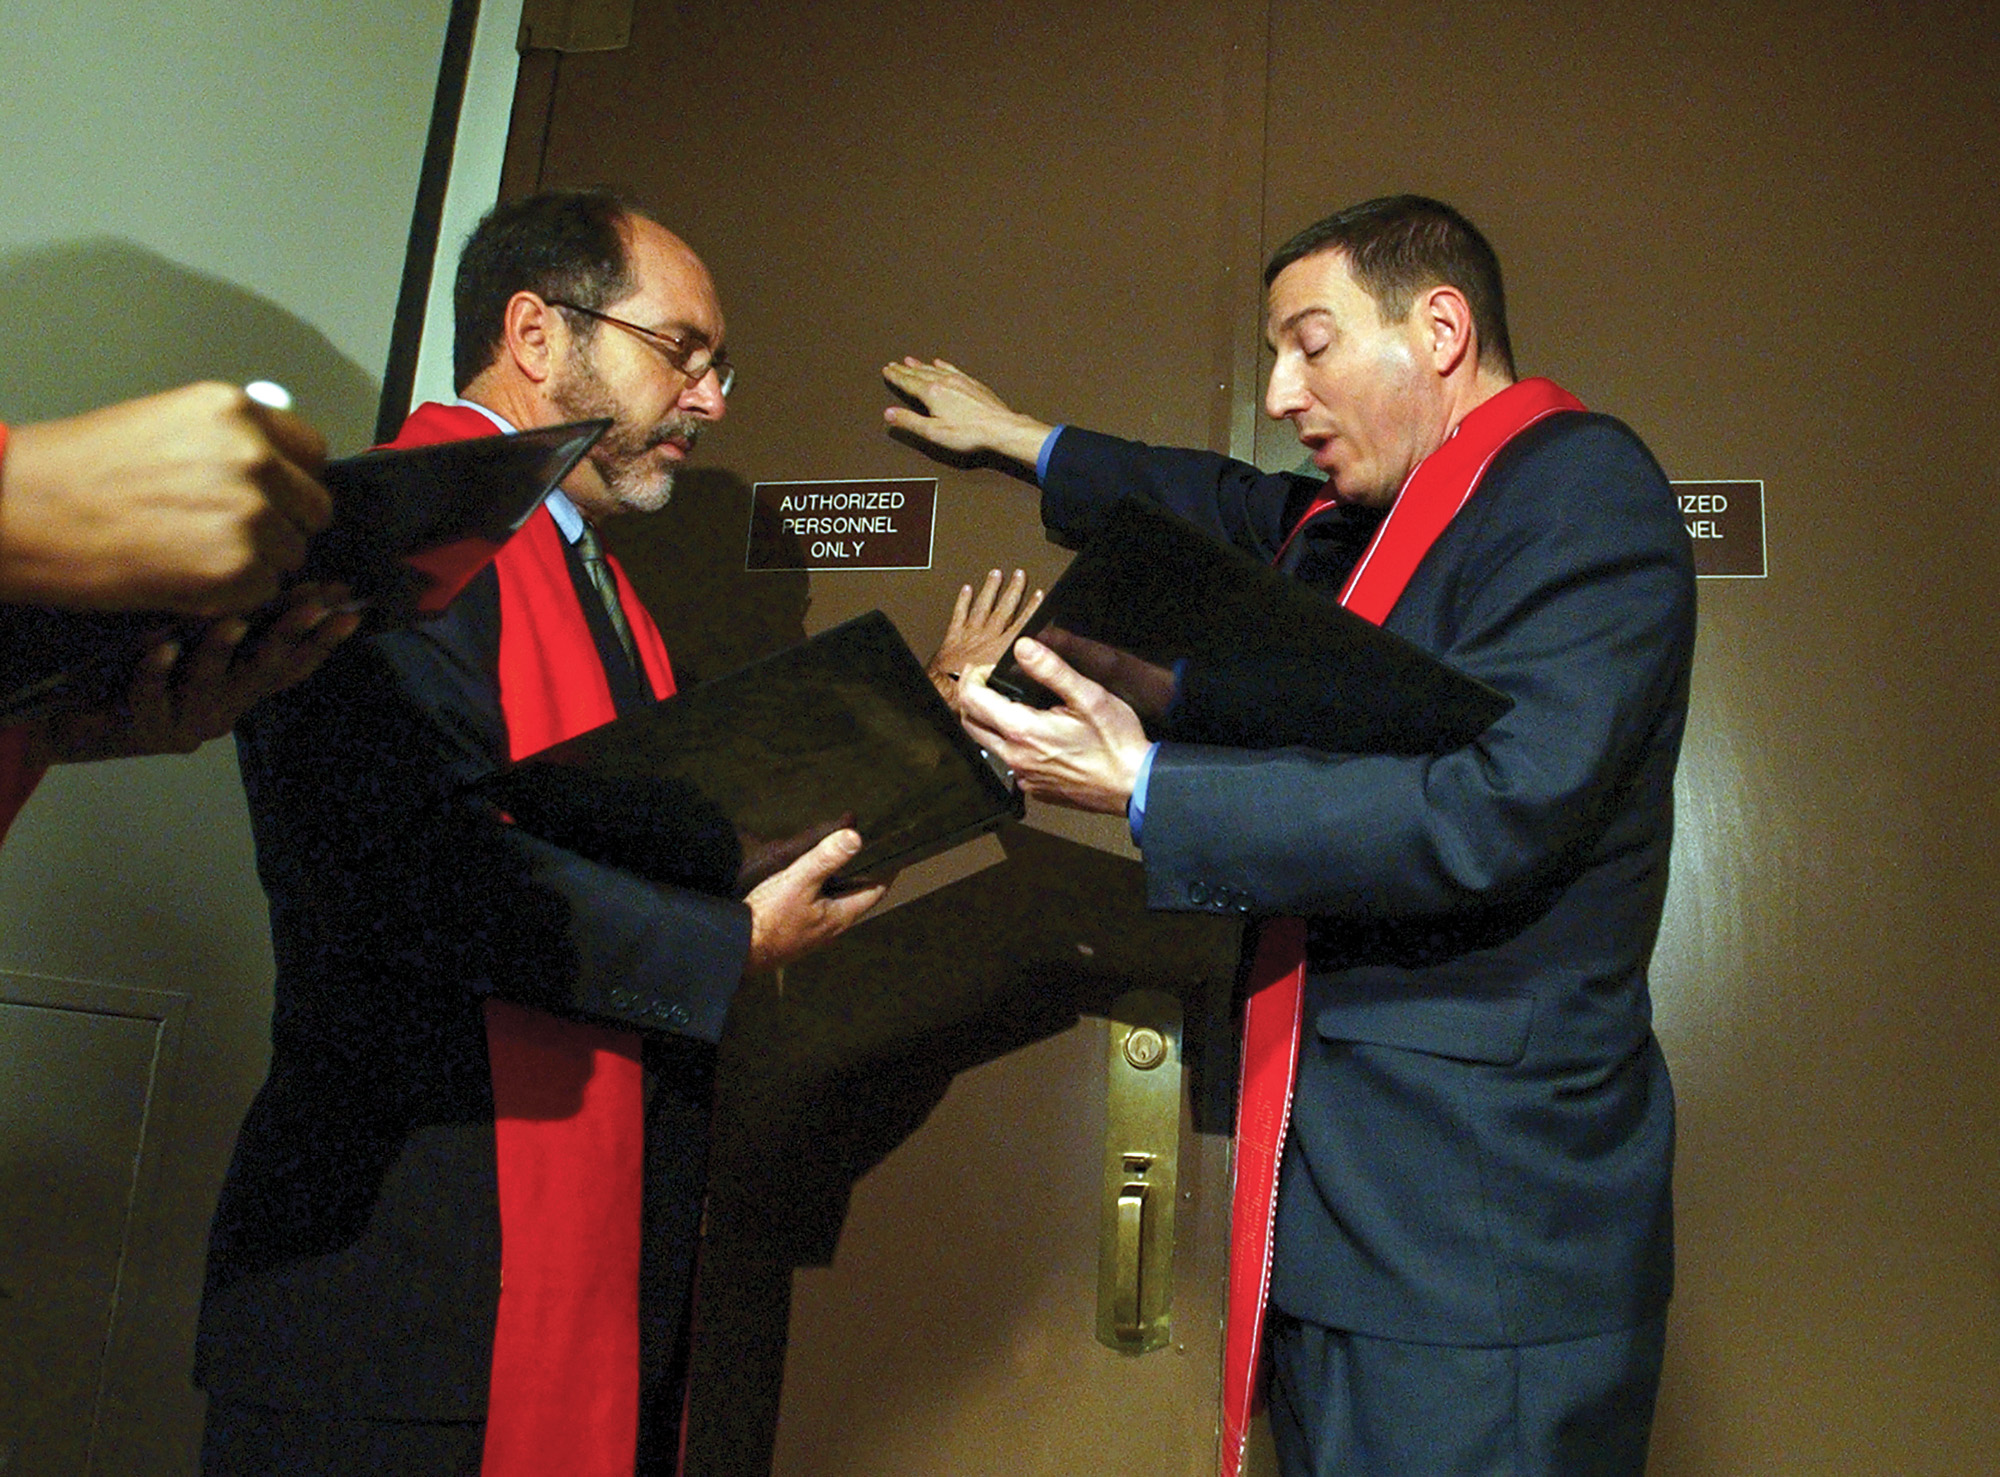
[
  {"x1": 1114, "y1": 1182, "x2": 1147, "y2": 1339},
  {"x1": 1097, "y1": 991, "x2": 1181, "y2": 1353}
]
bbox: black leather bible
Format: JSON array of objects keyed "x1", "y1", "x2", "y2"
[
  {"x1": 989, "y1": 497, "x2": 1512, "y2": 755},
  {"x1": 482, "y1": 610, "x2": 1024, "y2": 890}
]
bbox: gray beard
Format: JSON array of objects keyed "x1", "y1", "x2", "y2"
[
  {"x1": 549, "y1": 353, "x2": 701, "y2": 514},
  {"x1": 591, "y1": 435, "x2": 679, "y2": 514}
]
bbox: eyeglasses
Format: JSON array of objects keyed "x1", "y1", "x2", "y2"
[{"x1": 546, "y1": 299, "x2": 735, "y2": 397}]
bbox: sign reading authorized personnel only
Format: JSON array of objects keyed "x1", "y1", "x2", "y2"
[
  {"x1": 1672, "y1": 480, "x2": 1766, "y2": 578},
  {"x1": 746, "y1": 478, "x2": 938, "y2": 571}
]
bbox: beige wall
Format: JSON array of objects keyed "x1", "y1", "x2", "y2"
[{"x1": 0, "y1": 2, "x2": 452, "y2": 1468}]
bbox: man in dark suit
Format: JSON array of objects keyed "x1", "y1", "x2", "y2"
[
  {"x1": 196, "y1": 190, "x2": 883, "y2": 1475},
  {"x1": 882, "y1": 196, "x2": 1693, "y2": 1477}
]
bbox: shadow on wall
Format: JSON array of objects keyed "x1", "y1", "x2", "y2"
[
  {"x1": 0, "y1": 237, "x2": 380, "y2": 989},
  {"x1": 0, "y1": 237, "x2": 379, "y2": 454}
]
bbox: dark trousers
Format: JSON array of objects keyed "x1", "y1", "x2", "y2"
[
  {"x1": 1266, "y1": 1313, "x2": 1667, "y2": 1477},
  {"x1": 199, "y1": 1042, "x2": 710, "y2": 1476}
]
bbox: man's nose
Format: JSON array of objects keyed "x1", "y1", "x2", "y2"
[
  {"x1": 681, "y1": 368, "x2": 727, "y2": 419},
  {"x1": 1264, "y1": 356, "x2": 1306, "y2": 421}
]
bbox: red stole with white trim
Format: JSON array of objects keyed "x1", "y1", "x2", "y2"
[
  {"x1": 1218, "y1": 379, "x2": 1583, "y2": 1477},
  {"x1": 385, "y1": 402, "x2": 678, "y2": 1477}
]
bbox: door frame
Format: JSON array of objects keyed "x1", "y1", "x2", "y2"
[{"x1": 380, "y1": 0, "x2": 527, "y2": 431}]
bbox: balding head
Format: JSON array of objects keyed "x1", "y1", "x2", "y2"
[
  {"x1": 453, "y1": 189, "x2": 646, "y2": 391},
  {"x1": 454, "y1": 191, "x2": 730, "y2": 520}
]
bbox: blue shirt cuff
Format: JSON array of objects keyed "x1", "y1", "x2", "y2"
[
  {"x1": 1127, "y1": 742, "x2": 1159, "y2": 846},
  {"x1": 1035, "y1": 425, "x2": 1066, "y2": 483}
]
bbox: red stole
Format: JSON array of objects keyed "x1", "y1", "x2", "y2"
[
  {"x1": 1218, "y1": 379, "x2": 1583, "y2": 1477},
  {"x1": 386, "y1": 403, "x2": 678, "y2": 1476}
]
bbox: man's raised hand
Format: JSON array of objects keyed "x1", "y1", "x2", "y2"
[
  {"x1": 926, "y1": 567, "x2": 1044, "y2": 711},
  {"x1": 881, "y1": 358, "x2": 1054, "y2": 468}
]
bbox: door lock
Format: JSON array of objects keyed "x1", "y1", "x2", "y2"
[{"x1": 1097, "y1": 990, "x2": 1181, "y2": 1353}]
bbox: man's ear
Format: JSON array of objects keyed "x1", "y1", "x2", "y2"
[
  {"x1": 1419, "y1": 284, "x2": 1477, "y2": 378},
  {"x1": 501, "y1": 291, "x2": 560, "y2": 385}
]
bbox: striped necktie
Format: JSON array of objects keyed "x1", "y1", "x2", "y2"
[{"x1": 573, "y1": 521, "x2": 640, "y2": 671}]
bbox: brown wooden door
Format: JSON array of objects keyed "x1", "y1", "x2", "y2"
[
  {"x1": 505, "y1": 1, "x2": 2000, "y2": 1472},
  {"x1": 507, "y1": 3, "x2": 1264, "y2": 1473}
]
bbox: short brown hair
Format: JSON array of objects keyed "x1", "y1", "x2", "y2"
[
  {"x1": 1265, "y1": 196, "x2": 1515, "y2": 378},
  {"x1": 452, "y1": 188, "x2": 642, "y2": 391}
]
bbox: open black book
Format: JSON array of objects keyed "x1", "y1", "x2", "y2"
[
  {"x1": 990, "y1": 497, "x2": 1512, "y2": 755},
  {"x1": 0, "y1": 418, "x2": 607, "y2": 721},
  {"x1": 481, "y1": 610, "x2": 1024, "y2": 892}
]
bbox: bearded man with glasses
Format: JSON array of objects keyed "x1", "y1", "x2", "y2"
[{"x1": 195, "y1": 190, "x2": 883, "y2": 1476}]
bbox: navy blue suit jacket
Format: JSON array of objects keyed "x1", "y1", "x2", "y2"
[
  {"x1": 196, "y1": 522, "x2": 750, "y2": 1420},
  {"x1": 1041, "y1": 412, "x2": 1692, "y2": 1346}
]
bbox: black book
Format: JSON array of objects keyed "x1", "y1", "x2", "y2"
[
  {"x1": 0, "y1": 418, "x2": 607, "y2": 721},
  {"x1": 989, "y1": 497, "x2": 1512, "y2": 755},
  {"x1": 481, "y1": 610, "x2": 1024, "y2": 892}
]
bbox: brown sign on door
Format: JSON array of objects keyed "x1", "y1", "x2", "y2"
[
  {"x1": 1674, "y1": 480, "x2": 1766, "y2": 578},
  {"x1": 747, "y1": 478, "x2": 938, "y2": 572}
]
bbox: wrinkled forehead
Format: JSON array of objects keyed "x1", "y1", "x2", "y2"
[{"x1": 614, "y1": 215, "x2": 726, "y2": 345}]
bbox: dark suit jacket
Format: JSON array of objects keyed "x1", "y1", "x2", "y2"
[
  {"x1": 195, "y1": 511, "x2": 752, "y2": 1420},
  {"x1": 1041, "y1": 413, "x2": 1692, "y2": 1346}
]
